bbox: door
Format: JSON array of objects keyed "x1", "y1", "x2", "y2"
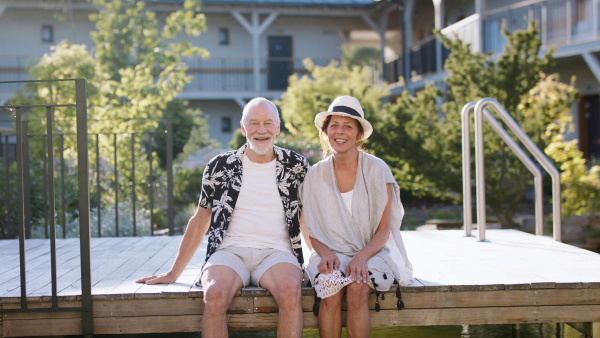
[
  {"x1": 579, "y1": 94, "x2": 600, "y2": 160},
  {"x1": 268, "y1": 36, "x2": 293, "y2": 90}
]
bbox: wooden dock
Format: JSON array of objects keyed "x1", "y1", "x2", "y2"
[{"x1": 1, "y1": 229, "x2": 600, "y2": 337}]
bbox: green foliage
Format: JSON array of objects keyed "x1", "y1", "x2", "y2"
[
  {"x1": 229, "y1": 129, "x2": 245, "y2": 150},
  {"x1": 369, "y1": 84, "x2": 458, "y2": 199},
  {"x1": 529, "y1": 75, "x2": 600, "y2": 217},
  {"x1": 6, "y1": 0, "x2": 210, "y2": 238},
  {"x1": 173, "y1": 167, "x2": 204, "y2": 207},
  {"x1": 342, "y1": 46, "x2": 381, "y2": 70},
  {"x1": 383, "y1": 21, "x2": 567, "y2": 228},
  {"x1": 150, "y1": 100, "x2": 212, "y2": 169},
  {"x1": 373, "y1": 22, "x2": 580, "y2": 228},
  {"x1": 519, "y1": 73, "x2": 600, "y2": 218},
  {"x1": 280, "y1": 59, "x2": 388, "y2": 145}
]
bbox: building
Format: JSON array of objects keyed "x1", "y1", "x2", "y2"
[
  {"x1": 0, "y1": 0, "x2": 394, "y2": 148},
  {"x1": 386, "y1": 0, "x2": 600, "y2": 161},
  {"x1": 0, "y1": 0, "x2": 598, "y2": 160}
]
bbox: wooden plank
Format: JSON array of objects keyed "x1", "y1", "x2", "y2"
[
  {"x1": 253, "y1": 295, "x2": 316, "y2": 313},
  {"x1": 0, "y1": 238, "x2": 117, "y2": 296},
  {"x1": 366, "y1": 305, "x2": 600, "y2": 327},
  {"x1": 2, "y1": 317, "x2": 82, "y2": 337},
  {"x1": 93, "y1": 296, "x2": 253, "y2": 317},
  {"x1": 93, "y1": 298, "x2": 204, "y2": 317},
  {"x1": 4, "y1": 305, "x2": 600, "y2": 337},
  {"x1": 93, "y1": 315, "x2": 202, "y2": 335},
  {"x1": 105, "y1": 236, "x2": 199, "y2": 297},
  {"x1": 0, "y1": 239, "x2": 47, "y2": 276},
  {"x1": 60, "y1": 236, "x2": 173, "y2": 296},
  {"x1": 0, "y1": 239, "x2": 80, "y2": 295},
  {"x1": 252, "y1": 288, "x2": 600, "y2": 312}
]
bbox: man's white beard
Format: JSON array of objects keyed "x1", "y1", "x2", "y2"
[{"x1": 248, "y1": 135, "x2": 274, "y2": 155}]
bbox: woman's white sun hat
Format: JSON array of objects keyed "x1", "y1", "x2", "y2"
[{"x1": 314, "y1": 95, "x2": 373, "y2": 141}]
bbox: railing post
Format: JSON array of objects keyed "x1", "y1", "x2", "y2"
[
  {"x1": 75, "y1": 78, "x2": 93, "y2": 337},
  {"x1": 60, "y1": 134, "x2": 66, "y2": 238},
  {"x1": 166, "y1": 116, "x2": 174, "y2": 236},
  {"x1": 3, "y1": 135, "x2": 10, "y2": 238},
  {"x1": 566, "y1": 0, "x2": 573, "y2": 45},
  {"x1": 542, "y1": 3, "x2": 548, "y2": 47},
  {"x1": 42, "y1": 137, "x2": 48, "y2": 239},
  {"x1": 148, "y1": 133, "x2": 154, "y2": 236},
  {"x1": 131, "y1": 133, "x2": 137, "y2": 236},
  {"x1": 46, "y1": 106, "x2": 59, "y2": 309},
  {"x1": 15, "y1": 106, "x2": 27, "y2": 309},
  {"x1": 461, "y1": 102, "x2": 476, "y2": 237},
  {"x1": 96, "y1": 134, "x2": 101, "y2": 237},
  {"x1": 593, "y1": 0, "x2": 599, "y2": 40},
  {"x1": 474, "y1": 101, "x2": 487, "y2": 242},
  {"x1": 23, "y1": 120, "x2": 31, "y2": 239},
  {"x1": 113, "y1": 133, "x2": 119, "y2": 237}
]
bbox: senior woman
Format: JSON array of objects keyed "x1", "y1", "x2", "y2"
[{"x1": 302, "y1": 95, "x2": 413, "y2": 337}]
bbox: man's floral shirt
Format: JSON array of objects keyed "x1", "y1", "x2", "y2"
[{"x1": 198, "y1": 144, "x2": 310, "y2": 266}]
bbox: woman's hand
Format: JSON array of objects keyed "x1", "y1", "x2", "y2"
[
  {"x1": 318, "y1": 253, "x2": 340, "y2": 274},
  {"x1": 346, "y1": 255, "x2": 369, "y2": 284}
]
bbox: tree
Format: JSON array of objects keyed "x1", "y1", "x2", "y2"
[
  {"x1": 280, "y1": 59, "x2": 388, "y2": 144},
  {"x1": 374, "y1": 22, "x2": 582, "y2": 228},
  {"x1": 281, "y1": 22, "x2": 595, "y2": 229},
  {"x1": 7, "y1": 0, "x2": 210, "y2": 237},
  {"x1": 523, "y1": 75, "x2": 600, "y2": 218}
]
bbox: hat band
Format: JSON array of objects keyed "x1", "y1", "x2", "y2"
[{"x1": 331, "y1": 105, "x2": 362, "y2": 118}]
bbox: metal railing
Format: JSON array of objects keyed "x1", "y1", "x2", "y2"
[
  {"x1": 462, "y1": 98, "x2": 562, "y2": 242},
  {"x1": 0, "y1": 79, "x2": 93, "y2": 337},
  {"x1": 0, "y1": 118, "x2": 176, "y2": 239},
  {"x1": 0, "y1": 56, "x2": 340, "y2": 95}
]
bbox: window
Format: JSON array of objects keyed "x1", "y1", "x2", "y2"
[
  {"x1": 219, "y1": 28, "x2": 229, "y2": 45},
  {"x1": 41, "y1": 25, "x2": 54, "y2": 43},
  {"x1": 221, "y1": 117, "x2": 232, "y2": 133}
]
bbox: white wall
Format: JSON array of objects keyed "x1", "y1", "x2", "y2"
[
  {"x1": 188, "y1": 99, "x2": 243, "y2": 148},
  {"x1": 0, "y1": 8, "x2": 96, "y2": 56}
]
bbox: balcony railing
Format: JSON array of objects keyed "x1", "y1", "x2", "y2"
[
  {"x1": 0, "y1": 56, "x2": 339, "y2": 95},
  {"x1": 485, "y1": 0, "x2": 600, "y2": 53}
]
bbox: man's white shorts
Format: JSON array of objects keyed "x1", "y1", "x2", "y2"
[{"x1": 201, "y1": 247, "x2": 301, "y2": 287}]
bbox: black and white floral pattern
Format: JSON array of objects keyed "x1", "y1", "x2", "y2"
[{"x1": 199, "y1": 144, "x2": 310, "y2": 266}]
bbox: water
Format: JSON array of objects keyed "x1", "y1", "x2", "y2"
[{"x1": 68, "y1": 323, "x2": 586, "y2": 337}]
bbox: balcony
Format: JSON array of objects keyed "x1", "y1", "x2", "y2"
[
  {"x1": 385, "y1": 0, "x2": 600, "y2": 89},
  {"x1": 0, "y1": 56, "x2": 339, "y2": 100}
]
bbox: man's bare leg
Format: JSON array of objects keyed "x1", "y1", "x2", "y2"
[
  {"x1": 200, "y1": 265, "x2": 243, "y2": 338},
  {"x1": 259, "y1": 263, "x2": 304, "y2": 338}
]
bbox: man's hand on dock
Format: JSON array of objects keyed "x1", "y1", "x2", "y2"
[{"x1": 135, "y1": 273, "x2": 177, "y2": 285}]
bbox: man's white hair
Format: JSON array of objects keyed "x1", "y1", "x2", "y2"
[{"x1": 241, "y1": 97, "x2": 280, "y2": 124}]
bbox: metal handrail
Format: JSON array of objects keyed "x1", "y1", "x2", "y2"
[{"x1": 462, "y1": 98, "x2": 562, "y2": 242}]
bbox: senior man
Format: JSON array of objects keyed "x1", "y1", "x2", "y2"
[{"x1": 137, "y1": 97, "x2": 310, "y2": 337}]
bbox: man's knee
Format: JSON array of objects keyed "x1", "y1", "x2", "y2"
[
  {"x1": 203, "y1": 283, "x2": 235, "y2": 311},
  {"x1": 274, "y1": 274, "x2": 302, "y2": 300}
]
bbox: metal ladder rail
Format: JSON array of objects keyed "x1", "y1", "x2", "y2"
[
  {"x1": 462, "y1": 98, "x2": 562, "y2": 242},
  {"x1": 463, "y1": 102, "x2": 544, "y2": 240}
]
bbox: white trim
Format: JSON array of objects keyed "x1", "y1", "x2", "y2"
[
  {"x1": 440, "y1": 13, "x2": 480, "y2": 35},
  {"x1": 231, "y1": 10, "x2": 279, "y2": 91},
  {"x1": 582, "y1": 52, "x2": 600, "y2": 82},
  {"x1": 233, "y1": 97, "x2": 247, "y2": 109},
  {"x1": 485, "y1": 0, "x2": 546, "y2": 16}
]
